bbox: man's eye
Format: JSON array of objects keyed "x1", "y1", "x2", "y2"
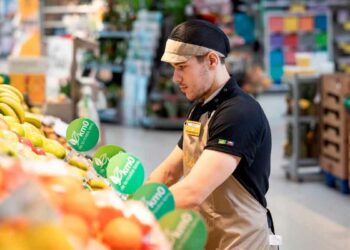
[{"x1": 178, "y1": 65, "x2": 185, "y2": 70}]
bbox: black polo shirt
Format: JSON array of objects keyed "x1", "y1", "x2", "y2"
[{"x1": 178, "y1": 77, "x2": 271, "y2": 208}]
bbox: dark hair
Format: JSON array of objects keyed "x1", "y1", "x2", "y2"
[{"x1": 195, "y1": 55, "x2": 225, "y2": 64}]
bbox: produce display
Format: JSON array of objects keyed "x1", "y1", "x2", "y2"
[{"x1": 0, "y1": 83, "x2": 208, "y2": 250}]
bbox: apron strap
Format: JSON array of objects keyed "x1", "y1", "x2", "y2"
[{"x1": 267, "y1": 208, "x2": 275, "y2": 234}]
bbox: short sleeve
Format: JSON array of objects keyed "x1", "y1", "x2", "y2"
[{"x1": 205, "y1": 100, "x2": 263, "y2": 166}]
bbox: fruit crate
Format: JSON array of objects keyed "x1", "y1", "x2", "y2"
[{"x1": 320, "y1": 74, "x2": 350, "y2": 188}]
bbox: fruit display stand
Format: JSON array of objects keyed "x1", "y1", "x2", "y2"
[
  {"x1": 0, "y1": 84, "x2": 208, "y2": 250},
  {"x1": 0, "y1": 157, "x2": 170, "y2": 250},
  {"x1": 320, "y1": 74, "x2": 350, "y2": 193}
]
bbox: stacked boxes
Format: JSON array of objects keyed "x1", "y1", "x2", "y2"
[{"x1": 320, "y1": 74, "x2": 350, "y2": 192}]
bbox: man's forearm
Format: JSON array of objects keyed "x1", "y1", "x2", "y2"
[
  {"x1": 169, "y1": 180, "x2": 201, "y2": 208},
  {"x1": 147, "y1": 163, "x2": 183, "y2": 186},
  {"x1": 147, "y1": 146, "x2": 184, "y2": 186}
]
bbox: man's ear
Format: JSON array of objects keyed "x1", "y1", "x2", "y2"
[{"x1": 207, "y1": 52, "x2": 219, "y2": 68}]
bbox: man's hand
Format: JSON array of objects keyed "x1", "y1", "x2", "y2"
[
  {"x1": 147, "y1": 146, "x2": 183, "y2": 186},
  {"x1": 169, "y1": 149, "x2": 240, "y2": 208}
]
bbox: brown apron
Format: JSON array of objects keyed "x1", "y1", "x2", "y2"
[{"x1": 183, "y1": 110, "x2": 272, "y2": 250}]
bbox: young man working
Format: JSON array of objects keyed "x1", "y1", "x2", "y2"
[{"x1": 148, "y1": 19, "x2": 274, "y2": 250}]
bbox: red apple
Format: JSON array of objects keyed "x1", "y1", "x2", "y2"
[
  {"x1": 32, "y1": 147, "x2": 46, "y2": 155},
  {"x1": 19, "y1": 137, "x2": 34, "y2": 149}
]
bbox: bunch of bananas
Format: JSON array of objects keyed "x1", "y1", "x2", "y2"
[{"x1": 0, "y1": 84, "x2": 41, "y2": 128}]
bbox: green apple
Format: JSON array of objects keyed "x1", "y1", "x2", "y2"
[
  {"x1": 8, "y1": 122, "x2": 25, "y2": 137},
  {"x1": 3, "y1": 115, "x2": 18, "y2": 124},
  {"x1": 0, "y1": 130, "x2": 19, "y2": 143},
  {"x1": 42, "y1": 138, "x2": 66, "y2": 159}
]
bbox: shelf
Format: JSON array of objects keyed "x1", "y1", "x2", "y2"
[
  {"x1": 98, "y1": 31, "x2": 131, "y2": 39},
  {"x1": 283, "y1": 75, "x2": 320, "y2": 85},
  {"x1": 298, "y1": 158, "x2": 319, "y2": 166},
  {"x1": 263, "y1": 0, "x2": 349, "y2": 8},
  {"x1": 85, "y1": 63, "x2": 123, "y2": 73},
  {"x1": 284, "y1": 157, "x2": 319, "y2": 166},
  {"x1": 285, "y1": 115, "x2": 319, "y2": 123},
  {"x1": 141, "y1": 116, "x2": 184, "y2": 130},
  {"x1": 44, "y1": 5, "x2": 95, "y2": 14},
  {"x1": 43, "y1": 21, "x2": 66, "y2": 29},
  {"x1": 264, "y1": 84, "x2": 289, "y2": 94}
]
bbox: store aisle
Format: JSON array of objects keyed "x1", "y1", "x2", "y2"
[{"x1": 103, "y1": 93, "x2": 350, "y2": 250}]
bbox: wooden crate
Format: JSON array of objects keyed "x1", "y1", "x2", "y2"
[{"x1": 320, "y1": 74, "x2": 350, "y2": 180}]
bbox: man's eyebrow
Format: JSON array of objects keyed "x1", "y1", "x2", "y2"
[{"x1": 173, "y1": 62, "x2": 187, "y2": 67}]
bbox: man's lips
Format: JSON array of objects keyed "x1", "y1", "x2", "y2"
[{"x1": 179, "y1": 85, "x2": 187, "y2": 91}]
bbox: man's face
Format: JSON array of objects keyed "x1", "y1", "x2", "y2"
[{"x1": 171, "y1": 56, "x2": 213, "y2": 102}]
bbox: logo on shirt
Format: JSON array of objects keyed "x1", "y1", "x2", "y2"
[{"x1": 218, "y1": 139, "x2": 234, "y2": 147}]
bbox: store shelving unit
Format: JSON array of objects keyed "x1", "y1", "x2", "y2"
[
  {"x1": 70, "y1": 37, "x2": 99, "y2": 118},
  {"x1": 98, "y1": 31, "x2": 131, "y2": 39},
  {"x1": 283, "y1": 75, "x2": 321, "y2": 182},
  {"x1": 264, "y1": 10, "x2": 332, "y2": 84},
  {"x1": 329, "y1": 5, "x2": 350, "y2": 73},
  {"x1": 262, "y1": 0, "x2": 350, "y2": 8},
  {"x1": 96, "y1": 30, "x2": 131, "y2": 124},
  {"x1": 42, "y1": 2, "x2": 95, "y2": 36}
]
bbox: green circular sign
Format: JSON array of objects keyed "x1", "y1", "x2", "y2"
[
  {"x1": 132, "y1": 183, "x2": 175, "y2": 220},
  {"x1": 66, "y1": 118, "x2": 99, "y2": 152},
  {"x1": 159, "y1": 210, "x2": 208, "y2": 250},
  {"x1": 93, "y1": 144, "x2": 126, "y2": 177},
  {"x1": 106, "y1": 152, "x2": 145, "y2": 194}
]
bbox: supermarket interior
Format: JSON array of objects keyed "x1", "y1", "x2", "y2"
[{"x1": 1, "y1": 0, "x2": 350, "y2": 250}]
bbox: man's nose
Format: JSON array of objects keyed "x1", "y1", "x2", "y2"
[{"x1": 172, "y1": 69, "x2": 182, "y2": 84}]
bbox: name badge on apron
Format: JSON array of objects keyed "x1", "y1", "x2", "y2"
[{"x1": 184, "y1": 120, "x2": 201, "y2": 137}]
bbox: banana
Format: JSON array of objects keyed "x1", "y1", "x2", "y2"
[
  {"x1": 0, "y1": 84, "x2": 24, "y2": 102},
  {"x1": 0, "y1": 92, "x2": 21, "y2": 103},
  {"x1": 0, "y1": 97, "x2": 25, "y2": 123},
  {"x1": 24, "y1": 112, "x2": 42, "y2": 128},
  {"x1": 87, "y1": 179, "x2": 108, "y2": 189},
  {"x1": 68, "y1": 157, "x2": 89, "y2": 171},
  {"x1": 0, "y1": 103, "x2": 19, "y2": 122}
]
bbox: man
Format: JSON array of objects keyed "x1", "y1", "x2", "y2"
[{"x1": 148, "y1": 19, "x2": 274, "y2": 250}]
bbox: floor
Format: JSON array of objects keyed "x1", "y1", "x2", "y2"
[{"x1": 102, "y1": 93, "x2": 350, "y2": 250}]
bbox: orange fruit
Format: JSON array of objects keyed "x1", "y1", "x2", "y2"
[
  {"x1": 26, "y1": 223, "x2": 74, "y2": 250},
  {"x1": 45, "y1": 176, "x2": 83, "y2": 193},
  {"x1": 62, "y1": 214, "x2": 90, "y2": 245},
  {"x1": 0, "y1": 169, "x2": 3, "y2": 191},
  {"x1": 102, "y1": 217, "x2": 143, "y2": 250},
  {"x1": 0, "y1": 225, "x2": 28, "y2": 250},
  {"x1": 62, "y1": 189, "x2": 98, "y2": 222},
  {"x1": 98, "y1": 206, "x2": 123, "y2": 230},
  {"x1": 129, "y1": 215, "x2": 151, "y2": 235}
]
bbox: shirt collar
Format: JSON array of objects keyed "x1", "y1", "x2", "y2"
[
  {"x1": 200, "y1": 77, "x2": 239, "y2": 112},
  {"x1": 203, "y1": 84, "x2": 225, "y2": 105}
]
